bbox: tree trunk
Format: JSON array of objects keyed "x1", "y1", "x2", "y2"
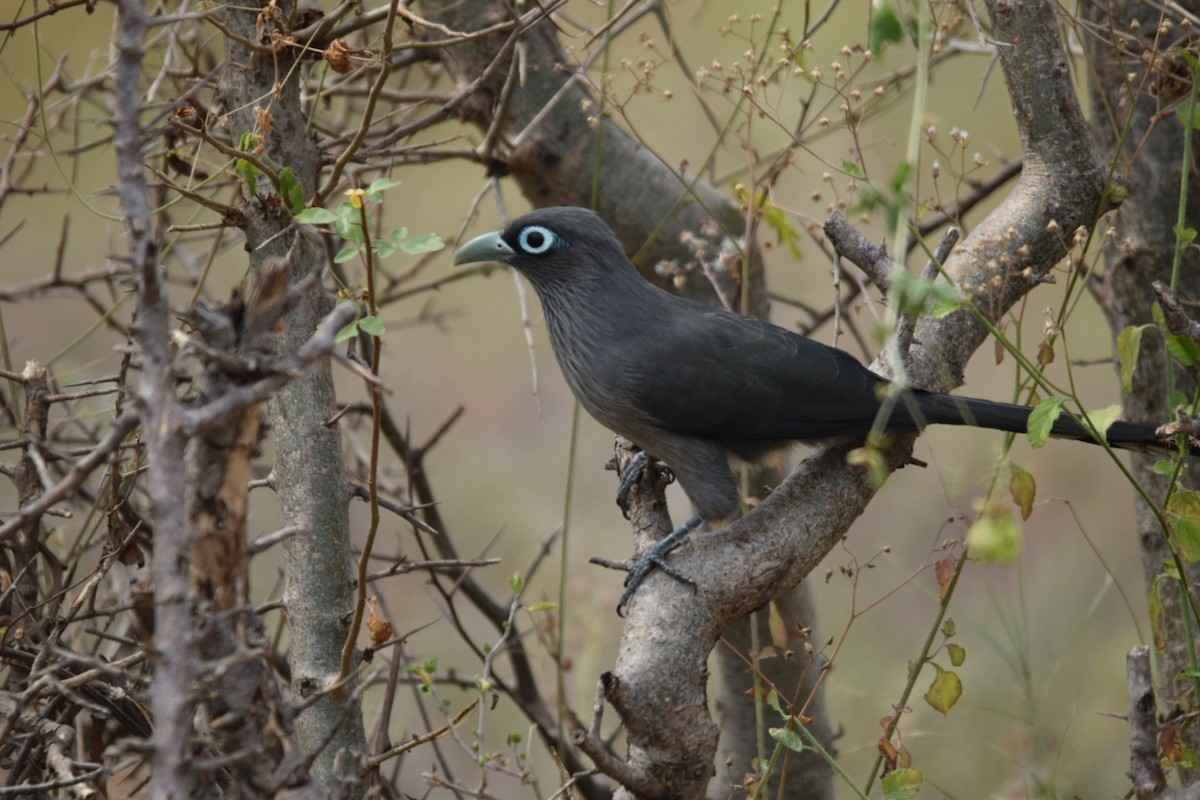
[
  {"x1": 1084, "y1": 0, "x2": 1200, "y2": 783},
  {"x1": 214, "y1": 1, "x2": 367, "y2": 793}
]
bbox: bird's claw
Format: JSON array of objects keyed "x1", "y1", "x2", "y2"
[
  {"x1": 614, "y1": 514, "x2": 703, "y2": 616},
  {"x1": 615, "y1": 450, "x2": 648, "y2": 519}
]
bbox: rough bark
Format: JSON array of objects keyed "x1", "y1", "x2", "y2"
[
  {"x1": 214, "y1": 1, "x2": 367, "y2": 793},
  {"x1": 179, "y1": 261, "x2": 316, "y2": 795},
  {"x1": 1083, "y1": 0, "x2": 1200, "y2": 784}
]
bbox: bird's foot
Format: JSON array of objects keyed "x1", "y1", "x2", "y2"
[
  {"x1": 614, "y1": 450, "x2": 648, "y2": 519},
  {"x1": 611, "y1": 514, "x2": 703, "y2": 616}
]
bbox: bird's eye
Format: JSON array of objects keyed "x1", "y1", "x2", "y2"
[{"x1": 516, "y1": 225, "x2": 561, "y2": 255}]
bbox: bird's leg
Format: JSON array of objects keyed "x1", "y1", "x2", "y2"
[
  {"x1": 615, "y1": 514, "x2": 702, "y2": 616},
  {"x1": 614, "y1": 450, "x2": 648, "y2": 519}
]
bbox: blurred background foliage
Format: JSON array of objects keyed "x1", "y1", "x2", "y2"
[{"x1": 0, "y1": 1, "x2": 1155, "y2": 796}]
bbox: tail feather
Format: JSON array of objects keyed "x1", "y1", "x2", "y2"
[{"x1": 909, "y1": 392, "x2": 1199, "y2": 457}]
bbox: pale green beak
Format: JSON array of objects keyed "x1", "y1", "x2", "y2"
[{"x1": 452, "y1": 231, "x2": 515, "y2": 265}]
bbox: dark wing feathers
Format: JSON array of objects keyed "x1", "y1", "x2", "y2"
[{"x1": 628, "y1": 301, "x2": 895, "y2": 443}]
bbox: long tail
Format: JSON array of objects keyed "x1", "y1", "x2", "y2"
[{"x1": 906, "y1": 391, "x2": 1200, "y2": 457}]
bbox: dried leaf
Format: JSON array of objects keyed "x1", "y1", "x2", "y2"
[{"x1": 1009, "y1": 462, "x2": 1036, "y2": 520}]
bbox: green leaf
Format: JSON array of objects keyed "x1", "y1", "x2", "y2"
[
  {"x1": 339, "y1": 217, "x2": 366, "y2": 244},
  {"x1": 508, "y1": 573, "x2": 526, "y2": 593},
  {"x1": 1026, "y1": 396, "x2": 1066, "y2": 448},
  {"x1": 929, "y1": 297, "x2": 961, "y2": 319},
  {"x1": 1152, "y1": 302, "x2": 1166, "y2": 327},
  {"x1": 358, "y1": 315, "x2": 386, "y2": 337},
  {"x1": 1175, "y1": 224, "x2": 1198, "y2": 249},
  {"x1": 762, "y1": 203, "x2": 803, "y2": 260},
  {"x1": 236, "y1": 159, "x2": 258, "y2": 197},
  {"x1": 1155, "y1": 459, "x2": 1179, "y2": 476},
  {"x1": 946, "y1": 643, "x2": 966, "y2": 667},
  {"x1": 766, "y1": 689, "x2": 783, "y2": 716},
  {"x1": 1008, "y1": 462, "x2": 1035, "y2": 520},
  {"x1": 1166, "y1": 333, "x2": 1200, "y2": 367},
  {"x1": 1178, "y1": 746, "x2": 1200, "y2": 770},
  {"x1": 882, "y1": 768, "x2": 923, "y2": 800},
  {"x1": 1150, "y1": 574, "x2": 1169, "y2": 653},
  {"x1": 334, "y1": 245, "x2": 362, "y2": 264},
  {"x1": 923, "y1": 662, "x2": 962, "y2": 715},
  {"x1": 1105, "y1": 182, "x2": 1131, "y2": 204},
  {"x1": 396, "y1": 231, "x2": 445, "y2": 255},
  {"x1": 1084, "y1": 404, "x2": 1122, "y2": 440},
  {"x1": 366, "y1": 177, "x2": 402, "y2": 202},
  {"x1": 768, "y1": 726, "x2": 805, "y2": 752},
  {"x1": 334, "y1": 320, "x2": 360, "y2": 343},
  {"x1": 1167, "y1": 489, "x2": 1200, "y2": 562},
  {"x1": 1116, "y1": 325, "x2": 1147, "y2": 393},
  {"x1": 294, "y1": 207, "x2": 340, "y2": 224},
  {"x1": 967, "y1": 502, "x2": 1022, "y2": 564},
  {"x1": 288, "y1": 183, "x2": 306, "y2": 214},
  {"x1": 278, "y1": 168, "x2": 297, "y2": 202},
  {"x1": 1176, "y1": 98, "x2": 1200, "y2": 131},
  {"x1": 869, "y1": 1, "x2": 904, "y2": 54},
  {"x1": 889, "y1": 160, "x2": 913, "y2": 195},
  {"x1": 330, "y1": 201, "x2": 361, "y2": 238},
  {"x1": 889, "y1": 269, "x2": 962, "y2": 319},
  {"x1": 527, "y1": 602, "x2": 557, "y2": 612}
]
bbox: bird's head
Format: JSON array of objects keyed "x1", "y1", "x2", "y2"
[{"x1": 453, "y1": 207, "x2": 636, "y2": 288}]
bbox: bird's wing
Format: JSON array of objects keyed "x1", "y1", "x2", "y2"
[{"x1": 627, "y1": 304, "x2": 893, "y2": 442}]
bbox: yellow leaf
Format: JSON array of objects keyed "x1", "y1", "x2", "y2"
[
  {"x1": 768, "y1": 601, "x2": 789, "y2": 650},
  {"x1": 924, "y1": 662, "x2": 963, "y2": 715},
  {"x1": 1008, "y1": 462, "x2": 1036, "y2": 520}
]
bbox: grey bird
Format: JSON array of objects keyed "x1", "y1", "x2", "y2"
[{"x1": 454, "y1": 206, "x2": 1193, "y2": 609}]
